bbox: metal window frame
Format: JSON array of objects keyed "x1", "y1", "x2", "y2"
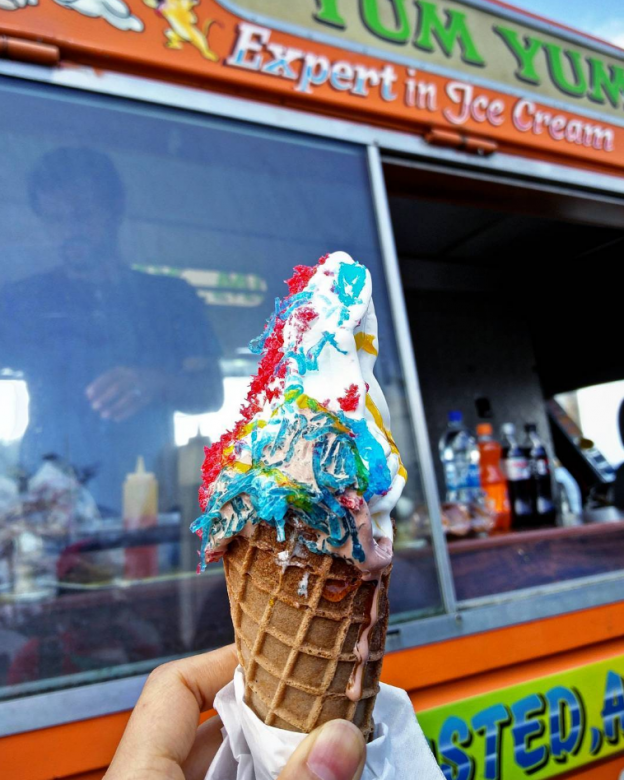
[
  {"x1": 1, "y1": 58, "x2": 624, "y2": 735},
  {"x1": 367, "y1": 145, "x2": 457, "y2": 618}
]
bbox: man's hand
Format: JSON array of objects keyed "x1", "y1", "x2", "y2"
[
  {"x1": 104, "y1": 645, "x2": 366, "y2": 780},
  {"x1": 86, "y1": 366, "x2": 166, "y2": 422}
]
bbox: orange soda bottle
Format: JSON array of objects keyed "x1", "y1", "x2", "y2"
[{"x1": 476, "y1": 423, "x2": 511, "y2": 532}]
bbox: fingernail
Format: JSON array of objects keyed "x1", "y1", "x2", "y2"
[{"x1": 307, "y1": 721, "x2": 364, "y2": 780}]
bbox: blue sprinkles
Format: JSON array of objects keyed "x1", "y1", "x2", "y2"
[{"x1": 191, "y1": 387, "x2": 392, "y2": 569}]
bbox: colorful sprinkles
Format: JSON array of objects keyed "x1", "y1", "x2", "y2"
[{"x1": 192, "y1": 253, "x2": 405, "y2": 570}]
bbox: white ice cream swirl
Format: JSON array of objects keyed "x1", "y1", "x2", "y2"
[{"x1": 193, "y1": 251, "x2": 406, "y2": 579}]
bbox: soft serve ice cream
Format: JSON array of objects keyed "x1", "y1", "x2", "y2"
[{"x1": 193, "y1": 251, "x2": 406, "y2": 581}]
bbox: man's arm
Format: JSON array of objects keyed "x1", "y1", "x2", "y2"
[
  {"x1": 86, "y1": 277, "x2": 224, "y2": 421},
  {"x1": 159, "y1": 279, "x2": 224, "y2": 414}
]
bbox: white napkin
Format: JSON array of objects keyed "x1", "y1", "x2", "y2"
[{"x1": 205, "y1": 666, "x2": 443, "y2": 780}]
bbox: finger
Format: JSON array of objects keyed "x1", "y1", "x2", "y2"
[
  {"x1": 181, "y1": 715, "x2": 225, "y2": 780},
  {"x1": 92, "y1": 377, "x2": 132, "y2": 414},
  {"x1": 105, "y1": 392, "x2": 144, "y2": 422},
  {"x1": 86, "y1": 367, "x2": 126, "y2": 401},
  {"x1": 278, "y1": 720, "x2": 366, "y2": 780},
  {"x1": 105, "y1": 645, "x2": 237, "y2": 780}
]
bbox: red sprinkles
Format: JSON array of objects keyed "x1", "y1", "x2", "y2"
[
  {"x1": 199, "y1": 255, "x2": 330, "y2": 509},
  {"x1": 337, "y1": 384, "x2": 360, "y2": 412},
  {"x1": 286, "y1": 264, "x2": 317, "y2": 295}
]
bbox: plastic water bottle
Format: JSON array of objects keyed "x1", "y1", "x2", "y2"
[
  {"x1": 553, "y1": 459, "x2": 582, "y2": 526},
  {"x1": 439, "y1": 411, "x2": 481, "y2": 502}
]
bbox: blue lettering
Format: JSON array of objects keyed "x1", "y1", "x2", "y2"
[
  {"x1": 439, "y1": 715, "x2": 475, "y2": 780},
  {"x1": 546, "y1": 686, "x2": 584, "y2": 762},
  {"x1": 261, "y1": 43, "x2": 302, "y2": 80},
  {"x1": 510, "y1": 693, "x2": 549, "y2": 772},
  {"x1": 602, "y1": 671, "x2": 624, "y2": 744},
  {"x1": 590, "y1": 726, "x2": 604, "y2": 755},
  {"x1": 472, "y1": 704, "x2": 510, "y2": 780}
]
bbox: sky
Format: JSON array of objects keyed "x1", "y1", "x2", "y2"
[{"x1": 510, "y1": 0, "x2": 624, "y2": 49}]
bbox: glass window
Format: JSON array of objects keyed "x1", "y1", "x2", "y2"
[
  {"x1": 0, "y1": 78, "x2": 440, "y2": 699},
  {"x1": 385, "y1": 158, "x2": 624, "y2": 602},
  {"x1": 554, "y1": 382, "x2": 624, "y2": 469}
]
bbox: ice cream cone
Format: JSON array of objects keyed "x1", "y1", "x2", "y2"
[
  {"x1": 223, "y1": 520, "x2": 390, "y2": 740},
  {"x1": 194, "y1": 253, "x2": 405, "y2": 741}
]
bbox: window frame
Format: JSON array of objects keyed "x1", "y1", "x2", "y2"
[{"x1": 1, "y1": 57, "x2": 624, "y2": 735}]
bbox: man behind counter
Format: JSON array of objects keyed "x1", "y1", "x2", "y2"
[{"x1": 1, "y1": 146, "x2": 223, "y2": 514}]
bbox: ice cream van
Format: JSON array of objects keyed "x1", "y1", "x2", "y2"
[{"x1": 1, "y1": 1, "x2": 624, "y2": 778}]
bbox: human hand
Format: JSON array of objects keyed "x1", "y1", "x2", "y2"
[
  {"x1": 104, "y1": 644, "x2": 366, "y2": 780},
  {"x1": 86, "y1": 366, "x2": 166, "y2": 422}
]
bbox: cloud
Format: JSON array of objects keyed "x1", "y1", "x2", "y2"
[
  {"x1": 591, "y1": 18, "x2": 624, "y2": 50},
  {"x1": 610, "y1": 33, "x2": 624, "y2": 50},
  {"x1": 0, "y1": 0, "x2": 38, "y2": 10},
  {"x1": 51, "y1": 0, "x2": 144, "y2": 31}
]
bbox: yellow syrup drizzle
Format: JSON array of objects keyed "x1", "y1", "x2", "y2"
[
  {"x1": 222, "y1": 419, "x2": 267, "y2": 473},
  {"x1": 230, "y1": 461, "x2": 252, "y2": 474},
  {"x1": 365, "y1": 395, "x2": 408, "y2": 481},
  {"x1": 294, "y1": 393, "x2": 351, "y2": 434},
  {"x1": 354, "y1": 332, "x2": 378, "y2": 355},
  {"x1": 236, "y1": 418, "x2": 267, "y2": 440}
]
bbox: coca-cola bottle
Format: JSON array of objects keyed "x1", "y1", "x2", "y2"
[
  {"x1": 501, "y1": 423, "x2": 533, "y2": 529},
  {"x1": 523, "y1": 423, "x2": 556, "y2": 526}
]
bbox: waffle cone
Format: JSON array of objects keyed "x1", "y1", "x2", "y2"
[{"x1": 223, "y1": 521, "x2": 390, "y2": 740}]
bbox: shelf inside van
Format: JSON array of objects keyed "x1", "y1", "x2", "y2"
[{"x1": 447, "y1": 519, "x2": 624, "y2": 600}]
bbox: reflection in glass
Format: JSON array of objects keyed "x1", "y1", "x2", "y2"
[
  {"x1": 0, "y1": 80, "x2": 439, "y2": 698},
  {"x1": 555, "y1": 381, "x2": 624, "y2": 468},
  {"x1": 3, "y1": 147, "x2": 223, "y2": 514},
  {"x1": 174, "y1": 376, "x2": 251, "y2": 446},
  {"x1": 0, "y1": 379, "x2": 30, "y2": 443}
]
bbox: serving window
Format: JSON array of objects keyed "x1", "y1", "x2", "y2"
[
  {"x1": 384, "y1": 157, "x2": 624, "y2": 602},
  {"x1": 0, "y1": 78, "x2": 439, "y2": 702},
  {"x1": 2, "y1": 66, "x2": 624, "y2": 720}
]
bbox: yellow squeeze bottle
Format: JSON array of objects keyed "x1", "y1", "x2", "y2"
[{"x1": 123, "y1": 456, "x2": 158, "y2": 580}]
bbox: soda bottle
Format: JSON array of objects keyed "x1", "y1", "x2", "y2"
[
  {"x1": 523, "y1": 423, "x2": 556, "y2": 526},
  {"x1": 501, "y1": 423, "x2": 533, "y2": 528},
  {"x1": 439, "y1": 411, "x2": 481, "y2": 503},
  {"x1": 477, "y1": 423, "x2": 511, "y2": 532}
]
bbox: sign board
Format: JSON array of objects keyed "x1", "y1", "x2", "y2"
[
  {"x1": 418, "y1": 655, "x2": 624, "y2": 779},
  {"x1": 2, "y1": 0, "x2": 624, "y2": 168},
  {"x1": 222, "y1": 0, "x2": 624, "y2": 122}
]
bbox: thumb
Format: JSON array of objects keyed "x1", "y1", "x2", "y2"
[{"x1": 278, "y1": 719, "x2": 366, "y2": 780}]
